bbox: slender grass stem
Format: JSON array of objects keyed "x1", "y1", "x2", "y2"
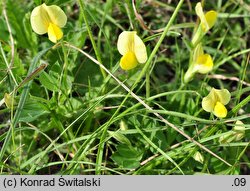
[
  {"x1": 77, "y1": 0, "x2": 107, "y2": 79},
  {"x1": 146, "y1": 67, "x2": 150, "y2": 99}
]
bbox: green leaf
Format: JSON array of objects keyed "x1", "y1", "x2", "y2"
[
  {"x1": 108, "y1": 131, "x2": 131, "y2": 145},
  {"x1": 7, "y1": 0, "x2": 32, "y2": 49},
  {"x1": 39, "y1": 71, "x2": 59, "y2": 92},
  {"x1": 111, "y1": 153, "x2": 141, "y2": 169},
  {"x1": 61, "y1": 75, "x2": 73, "y2": 95},
  {"x1": 111, "y1": 144, "x2": 143, "y2": 169},
  {"x1": 45, "y1": 0, "x2": 72, "y2": 6},
  {"x1": 33, "y1": 0, "x2": 42, "y2": 6},
  {"x1": 19, "y1": 100, "x2": 49, "y2": 123},
  {"x1": 150, "y1": 131, "x2": 168, "y2": 151},
  {"x1": 0, "y1": 18, "x2": 9, "y2": 41}
]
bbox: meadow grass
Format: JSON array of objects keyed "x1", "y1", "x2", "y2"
[{"x1": 0, "y1": 0, "x2": 249, "y2": 174}]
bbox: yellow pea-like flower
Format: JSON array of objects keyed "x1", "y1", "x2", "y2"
[
  {"x1": 233, "y1": 120, "x2": 245, "y2": 141},
  {"x1": 4, "y1": 93, "x2": 14, "y2": 108},
  {"x1": 193, "y1": 44, "x2": 213, "y2": 74},
  {"x1": 219, "y1": 120, "x2": 245, "y2": 143},
  {"x1": 30, "y1": 3, "x2": 67, "y2": 43},
  {"x1": 195, "y1": 2, "x2": 217, "y2": 33},
  {"x1": 117, "y1": 31, "x2": 147, "y2": 70},
  {"x1": 192, "y1": 2, "x2": 217, "y2": 46},
  {"x1": 193, "y1": 54, "x2": 213, "y2": 74},
  {"x1": 202, "y1": 88, "x2": 231, "y2": 118},
  {"x1": 193, "y1": 151, "x2": 204, "y2": 164},
  {"x1": 184, "y1": 43, "x2": 213, "y2": 83}
]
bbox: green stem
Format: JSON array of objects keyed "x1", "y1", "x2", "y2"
[
  {"x1": 77, "y1": 0, "x2": 107, "y2": 79},
  {"x1": 0, "y1": 42, "x2": 18, "y2": 87},
  {"x1": 59, "y1": 43, "x2": 76, "y2": 146},
  {"x1": 235, "y1": 55, "x2": 249, "y2": 107},
  {"x1": 183, "y1": 66, "x2": 195, "y2": 84},
  {"x1": 132, "y1": 0, "x2": 185, "y2": 90},
  {"x1": 95, "y1": 126, "x2": 107, "y2": 175},
  {"x1": 191, "y1": 25, "x2": 203, "y2": 47},
  {"x1": 146, "y1": 67, "x2": 150, "y2": 99},
  {"x1": 229, "y1": 95, "x2": 250, "y2": 116}
]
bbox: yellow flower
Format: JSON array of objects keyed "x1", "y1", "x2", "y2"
[
  {"x1": 193, "y1": 43, "x2": 213, "y2": 74},
  {"x1": 4, "y1": 93, "x2": 15, "y2": 108},
  {"x1": 202, "y1": 88, "x2": 231, "y2": 118},
  {"x1": 219, "y1": 121, "x2": 245, "y2": 143},
  {"x1": 30, "y1": 3, "x2": 67, "y2": 43},
  {"x1": 192, "y1": 2, "x2": 217, "y2": 46},
  {"x1": 233, "y1": 120, "x2": 245, "y2": 141},
  {"x1": 184, "y1": 43, "x2": 213, "y2": 83},
  {"x1": 195, "y1": 2, "x2": 217, "y2": 33},
  {"x1": 193, "y1": 151, "x2": 204, "y2": 164},
  {"x1": 117, "y1": 31, "x2": 147, "y2": 70}
]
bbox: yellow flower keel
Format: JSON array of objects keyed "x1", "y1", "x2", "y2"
[
  {"x1": 120, "y1": 51, "x2": 139, "y2": 70},
  {"x1": 195, "y1": 54, "x2": 213, "y2": 74},
  {"x1": 213, "y1": 101, "x2": 227, "y2": 118},
  {"x1": 48, "y1": 23, "x2": 63, "y2": 43}
]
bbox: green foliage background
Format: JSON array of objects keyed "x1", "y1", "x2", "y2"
[{"x1": 0, "y1": 0, "x2": 249, "y2": 174}]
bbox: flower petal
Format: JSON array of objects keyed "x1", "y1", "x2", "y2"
[
  {"x1": 30, "y1": 4, "x2": 50, "y2": 34},
  {"x1": 120, "y1": 51, "x2": 138, "y2": 70},
  {"x1": 193, "y1": 151, "x2": 204, "y2": 164},
  {"x1": 45, "y1": 4, "x2": 67, "y2": 27},
  {"x1": 195, "y1": 2, "x2": 209, "y2": 32},
  {"x1": 117, "y1": 31, "x2": 136, "y2": 55},
  {"x1": 193, "y1": 43, "x2": 204, "y2": 62},
  {"x1": 205, "y1": 10, "x2": 217, "y2": 29},
  {"x1": 202, "y1": 89, "x2": 217, "y2": 112},
  {"x1": 194, "y1": 54, "x2": 213, "y2": 74},
  {"x1": 48, "y1": 23, "x2": 63, "y2": 43},
  {"x1": 219, "y1": 131, "x2": 235, "y2": 143},
  {"x1": 233, "y1": 120, "x2": 245, "y2": 132},
  {"x1": 134, "y1": 33, "x2": 147, "y2": 63},
  {"x1": 214, "y1": 89, "x2": 231, "y2": 105},
  {"x1": 4, "y1": 93, "x2": 14, "y2": 108},
  {"x1": 213, "y1": 101, "x2": 227, "y2": 118},
  {"x1": 233, "y1": 121, "x2": 245, "y2": 141}
]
